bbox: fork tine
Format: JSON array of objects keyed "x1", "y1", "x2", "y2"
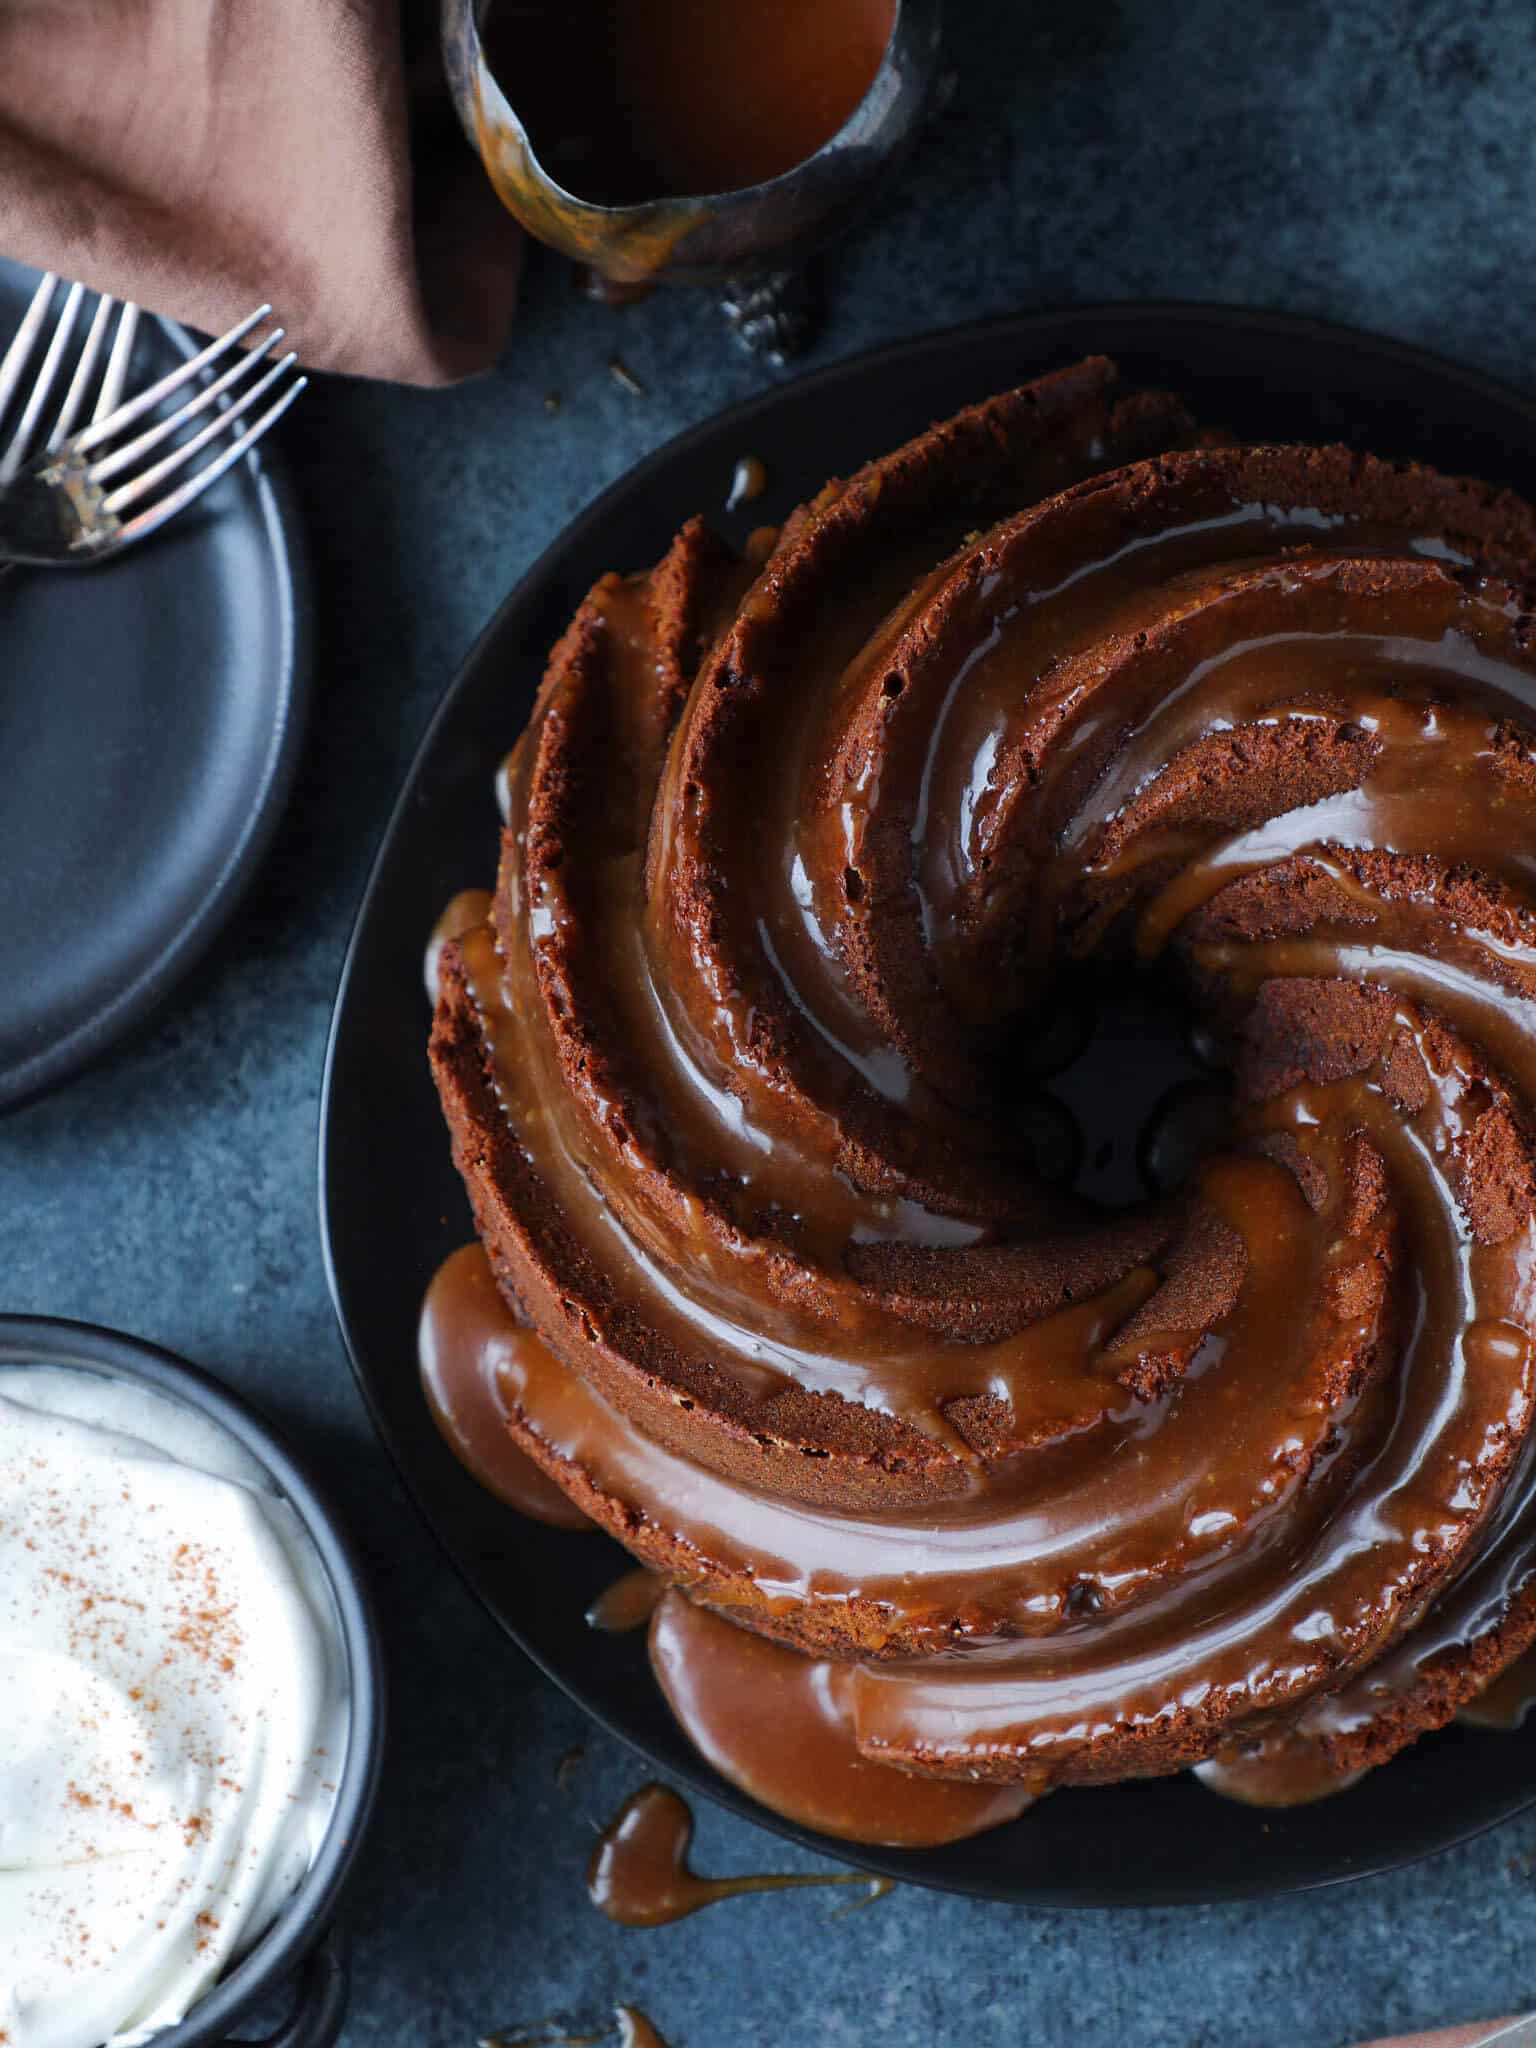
[
  {"x1": 72, "y1": 302, "x2": 271, "y2": 455},
  {"x1": 0, "y1": 272, "x2": 58, "y2": 427},
  {"x1": 0, "y1": 280, "x2": 83, "y2": 483},
  {"x1": 94, "y1": 303, "x2": 140, "y2": 423},
  {"x1": 101, "y1": 352, "x2": 299, "y2": 515},
  {"x1": 47, "y1": 294, "x2": 118, "y2": 452},
  {"x1": 113, "y1": 375, "x2": 306, "y2": 546},
  {"x1": 88, "y1": 327, "x2": 285, "y2": 487}
]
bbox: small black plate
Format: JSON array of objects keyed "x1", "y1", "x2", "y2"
[
  {"x1": 321, "y1": 305, "x2": 1536, "y2": 1905},
  {"x1": 0, "y1": 259, "x2": 309, "y2": 1109}
]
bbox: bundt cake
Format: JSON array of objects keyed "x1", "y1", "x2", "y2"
[{"x1": 425, "y1": 355, "x2": 1536, "y2": 1837}]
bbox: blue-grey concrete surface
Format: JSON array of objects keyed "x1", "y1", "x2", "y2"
[{"x1": 8, "y1": 3, "x2": 1536, "y2": 2042}]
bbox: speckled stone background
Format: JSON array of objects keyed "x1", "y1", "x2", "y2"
[{"x1": 9, "y1": 2, "x2": 1536, "y2": 2043}]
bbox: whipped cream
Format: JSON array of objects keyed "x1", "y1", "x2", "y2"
[{"x1": 0, "y1": 1366, "x2": 349, "y2": 2048}]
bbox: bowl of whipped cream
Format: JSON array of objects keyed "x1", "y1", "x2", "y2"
[{"x1": 0, "y1": 1316, "x2": 384, "y2": 2048}]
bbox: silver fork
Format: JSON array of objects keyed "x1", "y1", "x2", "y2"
[{"x1": 0, "y1": 274, "x2": 306, "y2": 568}]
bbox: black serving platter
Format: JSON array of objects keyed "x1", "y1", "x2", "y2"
[
  {"x1": 0, "y1": 258, "x2": 309, "y2": 1110},
  {"x1": 321, "y1": 305, "x2": 1536, "y2": 1906}
]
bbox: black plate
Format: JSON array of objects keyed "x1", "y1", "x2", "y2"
[
  {"x1": 321, "y1": 305, "x2": 1536, "y2": 1906},
  {"x1": 0, "y1": 259, "x2": 309, "y2": 1109}
]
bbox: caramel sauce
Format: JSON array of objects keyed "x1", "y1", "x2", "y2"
[
  {"x1": 851, "y1": 1023, "x2": 1536, "y2": 1773},
  {"x1": 482, "y1": 0, "x2": 896, "y2": 205},
  {"x1": 649, "y1": 1590, "x2": 1038, "y2": 1846},
  {"x1": 587, "y1": 1783, "x2": 885, "y2": 1927},
  {"x1": 725, "y1": 456, "x2": 768, "y2": 514},
  {"x1": 1137, "y1": 1075, "x2": 1230, "y2": 1196},
  {"x1": 462, "y1": 886, "x2": 1514, "y2": 1683},
  {"x1": 417, "y1": 1244, "x2": 1036, "y2": 1843},
  {"x1": 1458, "y1": 1648, "x2": 1536, "y2": 1730},
  {"x1": 419, "y1": 1244, "x2": 593, "y2": 1530},
  {"x1": 427, "y1": 404, "x2": 1536, "y2": 1815},
  {"x1": 426, "y1": 889, "x2": 494, "y2": 1004},
  {"x1": 1194, "y1": 1741, "x2": 1365, "y2": 1809},
  {"x1": 586, "y1": 1568, "x2": 664, "y2": 1634},
  {"x1": 614, "y1": 2013, "x2": 668, "y2": 2048}
]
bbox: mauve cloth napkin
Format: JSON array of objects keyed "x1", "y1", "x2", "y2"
[{"x1": 0, "y1": 0, "x2": 522, "y2": 383}]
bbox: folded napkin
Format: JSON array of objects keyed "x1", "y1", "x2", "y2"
[{"x1": 0, "y1": 0, "x2": 522, "y2": 383}]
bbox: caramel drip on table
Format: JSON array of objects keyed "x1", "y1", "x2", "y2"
[
  {"x1": 614, "y1": 2012, "x2": 668, "y2": 2048},
  {"x1": 587, "y1": 1783, "x2": 883, "y2": 1928}
]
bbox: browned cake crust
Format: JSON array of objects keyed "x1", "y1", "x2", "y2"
[{"x1": 430, "y1": 356, "x2": 1536, "y2": 1794}]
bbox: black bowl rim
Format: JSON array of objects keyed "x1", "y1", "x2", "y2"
[
  {"x1": 0, "y1": 1315, "x2": 385, "y2": 2041},
  {"x1": 319, "y1": 299, "x2": 1536, "y2": 1908}
]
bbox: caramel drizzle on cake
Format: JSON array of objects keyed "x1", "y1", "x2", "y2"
[{"x1": 428, "y1": 356, "x2": 1536, "y2": 1819}]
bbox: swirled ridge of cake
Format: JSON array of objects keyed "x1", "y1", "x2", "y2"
[{"x1": 430, "y1": 355, "x2": 1536, "y2": 1803}]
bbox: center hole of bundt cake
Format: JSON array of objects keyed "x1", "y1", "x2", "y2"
[{"x1": 1009, "y1": 968, "x2": 1221, "y2": 1207}]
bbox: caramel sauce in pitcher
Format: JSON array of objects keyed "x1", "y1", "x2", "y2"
[{"x1": 482, "y1": 0, "x2": 896, "y2": 204}]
